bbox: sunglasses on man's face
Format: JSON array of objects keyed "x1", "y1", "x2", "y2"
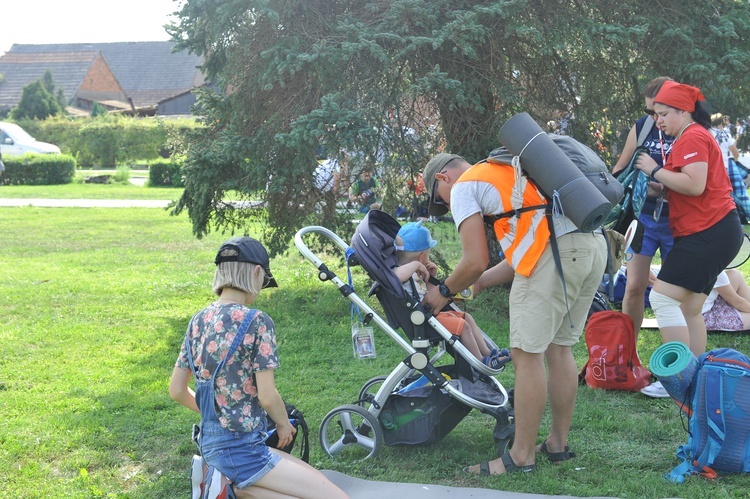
[
  {"x1": 643, "y1": 108, "x2": 657, "y2": 116},
  {"x1": 431, "y1": 171, "x2": 449, "y2": 206}
]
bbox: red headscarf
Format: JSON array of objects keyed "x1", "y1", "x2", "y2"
[{"x1": 654, "y1": 81, "x2": 705, "y2": 113}]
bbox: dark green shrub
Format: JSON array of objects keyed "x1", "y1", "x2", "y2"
[
  {"x1": 14, "y1": 116, "x2": 200, "y2": 168},
  {"x1": 91, "y1": 102, "x2": 108, "y2": 117},
  {"x1": 0, "y1": 154, "x2": 76, "y2": 185},
  {"x1": 148, "y1": 159, "x2": 184, "y2": 187}
]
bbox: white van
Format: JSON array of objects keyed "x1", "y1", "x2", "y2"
[{"x1": 0, "y1": 122, "x2": 61, "y2": 155}]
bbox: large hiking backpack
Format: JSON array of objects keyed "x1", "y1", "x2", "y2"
[
  {"x1": 579, "y1": 310, "x2": 651, "y2": 391},
  {"x1": 668, "y1": 348, "x2": 750, "y2": 482}
]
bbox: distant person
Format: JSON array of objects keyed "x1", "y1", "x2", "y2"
[
  {"x1": 169, "y1": 237, "x2": 348, "y2": 499},
  {"x1": 711, "y1": 113, "x2": 749, "y2": 222},
  {"x1": 314, "y1": 151, "x2": 349, "y2": 222},
  {"x1": 349, "y1": 165, "x2": 382, "y2": 213}
]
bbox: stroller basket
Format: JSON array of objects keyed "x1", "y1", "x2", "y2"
[{"x1": 294, "y1": 210, "x2": 514, "y2": 459}]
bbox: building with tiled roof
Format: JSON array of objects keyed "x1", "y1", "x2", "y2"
[{"x1": 0, "y1": 41, "x2": 204, "y2": 115}]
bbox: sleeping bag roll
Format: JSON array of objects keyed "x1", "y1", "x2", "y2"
[{"x1": 498, "y1": 113, "x2": 613, "y2": 232}]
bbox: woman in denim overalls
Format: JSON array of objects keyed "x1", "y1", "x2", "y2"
[{"x1": 170, "y1": 237, "x2": 348, "y2": 498}]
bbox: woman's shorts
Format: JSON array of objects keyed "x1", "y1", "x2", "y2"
[
  {"x1": 703, "y1": 295, "x2": 744, "y2": 331},
  {"x1": 437, "y1": 310, "x2": 466, "y2": 336},
  {"x1": 199, "y1": 424, "x2": 281, "y2": 489},
  {"x1": 636, "y1": 201, "x2": 673, "y2": 259},
  {"x1": 658, "y1": 210, "x2": 743, "y2": 294}
]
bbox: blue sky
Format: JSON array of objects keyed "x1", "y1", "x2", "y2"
[{"x1": 1, "y1": 0, "x2": 178, "y2": 55}]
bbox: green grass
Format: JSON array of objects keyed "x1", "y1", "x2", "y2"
[
  {"x1": 1, "y1": 188, "x2": 750, "y2": 498},
  {"x1": 0, "y1": 181, "x2": 182, "y2": 200}
]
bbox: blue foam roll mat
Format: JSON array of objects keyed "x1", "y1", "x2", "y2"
[{"x1": 649, "y1": 341, "x2": 699, "y2": 402}]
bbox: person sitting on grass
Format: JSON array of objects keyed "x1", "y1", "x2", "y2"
[
  {"x1": 393, "y1": 221, "x2": 510, "y2": 369},
  {"x1": 702, "y1": 268, "x2": 750, "y2": 332},
  {"x1": 169, "y1": 237, "x2": 348, "y2": 499}
]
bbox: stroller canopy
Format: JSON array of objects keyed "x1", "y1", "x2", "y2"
[{"x1": 350, "y1": 210, "x2": 412, "y2": 302}]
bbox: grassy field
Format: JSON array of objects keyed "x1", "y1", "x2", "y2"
[
  {"x1": 0, "y1": 181, "x2": 183, "y2": 201},
  {"x1": 1, "y1": 185, "x2": 750, "y2": 498}
]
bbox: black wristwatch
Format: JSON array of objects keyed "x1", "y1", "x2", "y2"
[
  {"x1": 438, "y1": 282, "x2": 453, "y2": 298},
  {"x1": 650, "y1": 164, "x2": 663, "y2": 181}
]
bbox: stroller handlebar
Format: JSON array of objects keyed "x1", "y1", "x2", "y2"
[{"x1": 294, "y1": 226, "x2": 351, "y2": 267}]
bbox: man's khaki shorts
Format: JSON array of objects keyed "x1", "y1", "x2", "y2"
[{"x1": 509, "y1": 231, "x2": 607, "y2": 353}]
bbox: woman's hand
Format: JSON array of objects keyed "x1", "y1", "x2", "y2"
[
  {"x1": 273, "y1": 420, "x2": 297, "y2": 450},
  {"x1": 635, "y1": 151, "x2": 658, "y2": 176}
]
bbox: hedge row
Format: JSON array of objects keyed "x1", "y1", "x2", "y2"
[
  {"x1": 0, "y1": 154, "x2": 76, "y2": 185},
  {"x1": 11, "y1": 115, "x2": 200, "y2": 168},
  {"x1": 148, "y1": 159, "x2": 185, "y2": 187}
]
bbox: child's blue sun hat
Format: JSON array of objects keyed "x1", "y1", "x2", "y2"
[{"x1": 394, "y1": 221, "x2": 437, "y2": 252}]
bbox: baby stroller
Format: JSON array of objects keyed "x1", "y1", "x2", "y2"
[{"x1": 294, "y1": 210, "x2": 514, "y2": 460}]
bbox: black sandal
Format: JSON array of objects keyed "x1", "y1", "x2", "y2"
[
  {"x1": 539, "y1": 440, "x2": 577, "y2": 463},
  {"x1": 463, "y1": 453, "x2": 536, "y2": 476},
  {"x1": 499, "y1": 452, "x2": 536, "y2": 473}
]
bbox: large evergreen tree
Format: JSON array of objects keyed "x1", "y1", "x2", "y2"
[{"x1": 168, "y1": 0, "x2": 750, "y2": 255}]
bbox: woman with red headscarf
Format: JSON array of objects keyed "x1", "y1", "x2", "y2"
[{"x1": 635, "y1": 80, "x2": 743, "y2": 357}]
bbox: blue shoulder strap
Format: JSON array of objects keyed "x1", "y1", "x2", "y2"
[{"x1": 698, "y1": 368, "x2": 726, "y2": 468}]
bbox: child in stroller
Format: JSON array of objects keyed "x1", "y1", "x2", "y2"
[
  {"x1": 393, "y1": 221, "x2": 510, "y2": 369},
  {"x1": 294, "y1": 210, "x2": 515, "y2": 460}
]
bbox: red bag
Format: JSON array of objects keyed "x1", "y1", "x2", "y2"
[{"x1": 579, "y1": 310, "x2": 651, "y2": 391}]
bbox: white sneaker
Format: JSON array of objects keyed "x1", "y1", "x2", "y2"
[
  {"x1": 190, "y1": 455, "x2": 204, "y2": 499},
  {"x1": 640, "y1": 381, "x2": 670, "y2": 398}
]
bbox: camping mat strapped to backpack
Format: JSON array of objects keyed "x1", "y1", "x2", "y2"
[{"x1": 496, "y1": 112, "x2": 622, "y2": 232}]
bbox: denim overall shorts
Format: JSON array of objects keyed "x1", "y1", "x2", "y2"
[{"x1": 186, "y1": 309, "x2": 281, "y2": 489}]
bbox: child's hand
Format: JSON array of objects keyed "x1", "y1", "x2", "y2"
[
  {"x1": 425, "y1": 261, "x2": 438, "y2": 277},
  {"x1": 415, "y1": 263, "x2": 430, "y2": 281}
]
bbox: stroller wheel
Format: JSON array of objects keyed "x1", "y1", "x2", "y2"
[
  {"x1": 319, "y1": 404, "x2": 383, "y2": 460},
  {"x1": 357, "y1": 376, "x2": 389, "y2": 408},
  {"x1": 496, "y1": 436, "x2": 514, "y2": 457}
]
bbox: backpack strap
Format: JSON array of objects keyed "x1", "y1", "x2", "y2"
[
  {"x1": 485, "y1": 204, "x2": 576, "y2": 328},
  {"x1": 482, "y1": 203, "x2": 547, "y2": 224},
  {"x1": 636, "y1": 116, "x2": 655, "y2": 147},
  {"x1": 695, "y1": 368, "x2": 725, "y2": 469},
  {"x1": 601, "y1": 227, "x2": 616, "y2": 303},
  {"x1": 288, "y1": 405, "x2": 310, "y2": 463}
]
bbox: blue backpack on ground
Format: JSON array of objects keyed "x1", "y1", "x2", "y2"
[{"x1": 668, "y1": 348, "x2": 750, "y2": 483}]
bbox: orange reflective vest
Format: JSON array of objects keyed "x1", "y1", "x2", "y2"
[{"x1": 456, "y1": 161, "x2": 550, "y2": 277}]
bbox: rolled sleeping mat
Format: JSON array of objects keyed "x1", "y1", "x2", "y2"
[
  {"x1": 649, "y1": 341, "x2": 700, "y2": 403},
  {"x1": 498, "y1": 113, "x2": 612, "y2": 232}
]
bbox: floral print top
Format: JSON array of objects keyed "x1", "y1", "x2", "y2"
[{"x1": 175, "y1": 302, "x2": 279, "y2": 432}]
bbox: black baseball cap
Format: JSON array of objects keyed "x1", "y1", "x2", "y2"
[{"x1": 215, "y1": 237, "x2": 278, "y2": 288}]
